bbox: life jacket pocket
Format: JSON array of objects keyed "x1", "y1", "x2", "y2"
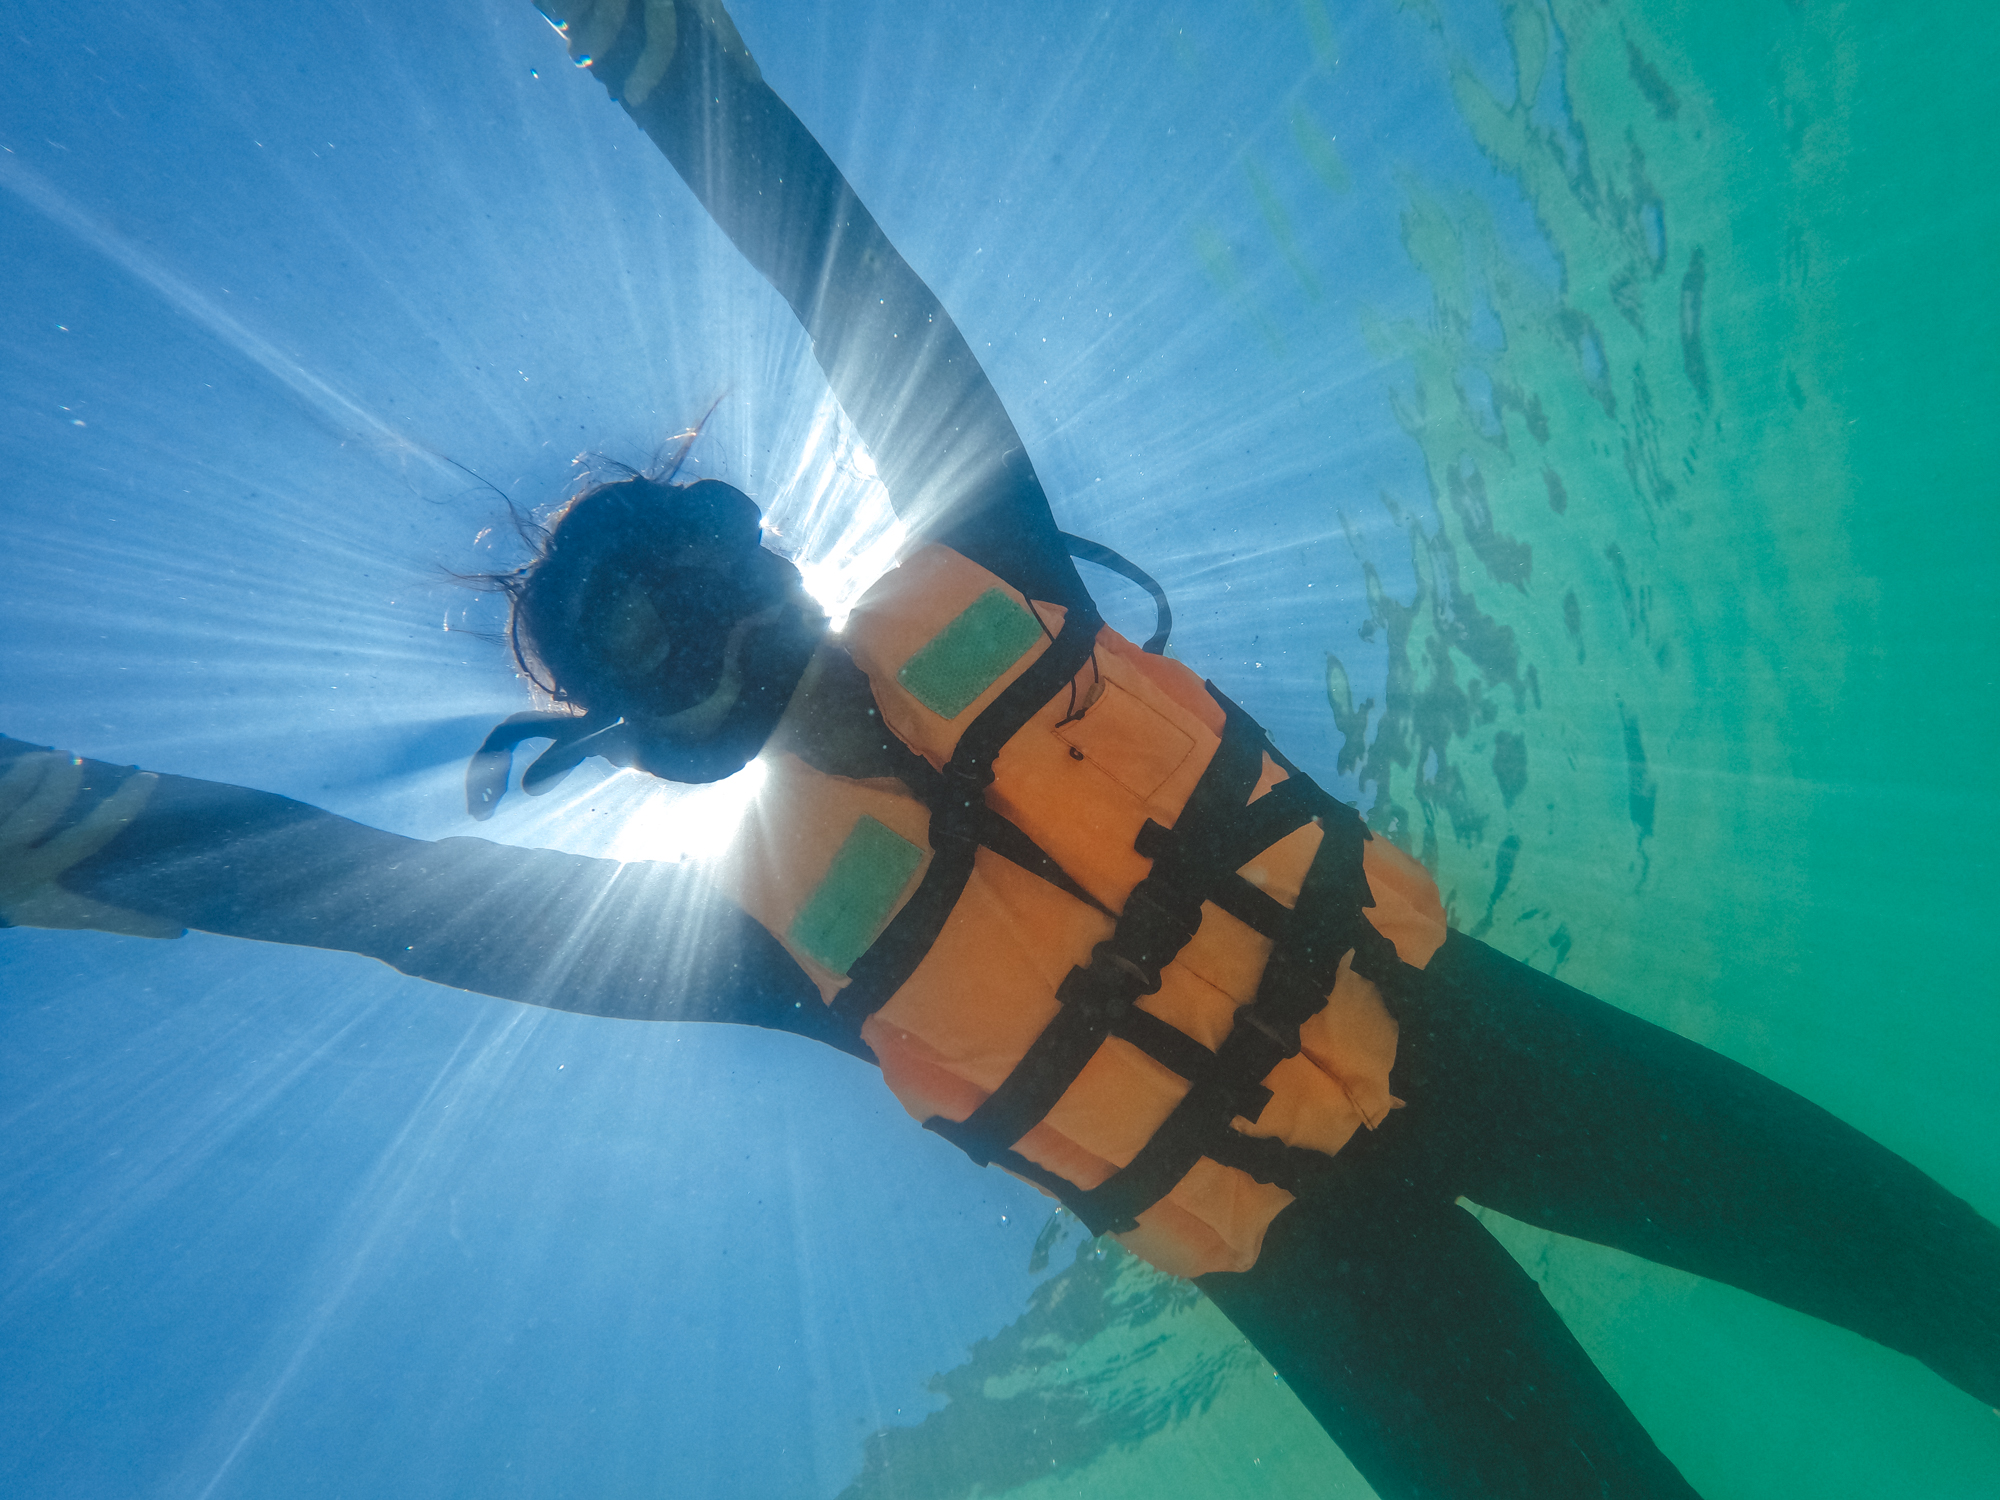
[{"x1": 1052, "y1": 680, "x2": 1194, "y2": 802}]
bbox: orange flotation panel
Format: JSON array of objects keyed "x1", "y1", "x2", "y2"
[{"x1": 709, "y1": 546, "x2": 1445, "y2": 1278}]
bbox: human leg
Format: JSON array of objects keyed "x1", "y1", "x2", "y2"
[
  {"x1": 1388, "y1": 931, "x2": 2000, "y2": 1405},
  {"x1": 1199, "y1": 1155, "x2": 1702, "y2": 1500}
]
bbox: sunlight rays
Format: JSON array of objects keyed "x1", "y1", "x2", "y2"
[
  {"x1": 759, "y1": 392, "x2": 907, "y2": 631},
  {"x1": 0, "y1": 153, "x2": 463, "y2": 489}
]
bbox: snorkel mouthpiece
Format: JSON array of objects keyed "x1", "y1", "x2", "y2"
[{"x1": 465, "y1": 709, "x2": 635, "y2": 820}]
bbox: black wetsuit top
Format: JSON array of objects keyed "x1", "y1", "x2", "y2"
[
  {"x1": 14, "y1": 22, "x2": 2000, "y2": 1496},
  {"x1": 2, "y1": 3, "x2": 1091, "y2": 1066}
]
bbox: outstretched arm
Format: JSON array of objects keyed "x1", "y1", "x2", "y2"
[
  {"x1": 538, "y1": 0, "x2": 1092, "y2": 611},
  {"x1": 0, "y1": 736, "x2": 864, "y2": 1059}
]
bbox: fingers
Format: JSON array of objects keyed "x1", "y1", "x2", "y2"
[
  {"x1": 36, "y1": 770, "x2": 158, "y2": 877},
  {"x1": 0, "y1": 752, "x2": 84, "y2": 853},
  {"x1": 98, "y1": 903, "x2": 184, "y2": 941},
  {"x1": 622, "y1": 0, "x2": 679, "y2": 106},
  {"x1": 0, "y1": 752, "x2": 55, "y2": 825},
  {"x1": 688, "y1": 0, "x2": 762, "y2": 83},
  {"x1": 5, "y1": 881, "x2": 182, "y2": 940},
  {"x1": 539, "y1": 0, "x2": 754, "y2": 108},
  {"x1": 0, "y1": 758, "x2": 174, "y2": 937},
  {"x1": 544, "y1": 0, "x2": 630, "y2": 64}
]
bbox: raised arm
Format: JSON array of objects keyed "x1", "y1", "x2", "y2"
[
  {"x1": 538, "y1": 0, "x2": 1091, "y2": 610},
  {"x1": 0, "y1": 737, "x2": 864, "y2": 1059}
]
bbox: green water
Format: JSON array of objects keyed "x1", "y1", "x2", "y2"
[{"x1": 840, "y1": 3, "x2": 2000, "y2": 1495}]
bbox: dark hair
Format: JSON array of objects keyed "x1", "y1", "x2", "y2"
[
  {"x1": 499, "y1": 474, "x2": 767, "y2": 717},
  {"x1": 467, "y1": 470, "x2": 823, "y2": 786}
]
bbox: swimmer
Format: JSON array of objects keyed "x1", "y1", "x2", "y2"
[{"x1": 4, "y1": 5, "x2": 1996, "y2": 1496}]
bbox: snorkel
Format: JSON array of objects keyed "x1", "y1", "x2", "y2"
[{"x1": 465, "y1": 475, "x2": 826, "y2": 819}]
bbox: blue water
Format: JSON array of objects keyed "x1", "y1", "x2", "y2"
[{"x1": 5, "y1": 2, "x2": 1996, "y2": 1497}]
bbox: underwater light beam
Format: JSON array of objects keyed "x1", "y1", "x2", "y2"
[
  {"x1": 180, "y1": 1005, "x2": 549, "y2": 1500},
  {"x1": 0, "y1": 153, "x2": 466, "y2": 487},
  {"x1": 759, "y1": 392, "x2": 908, "y2": 631}
]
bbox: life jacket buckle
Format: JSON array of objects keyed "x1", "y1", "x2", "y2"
[
  {"x1": 1056, "y1": 941, "x2": 1156, "y2": 1019},
  {"x1": 1232, "y1": 1003, "x2": 1303, "y2": 1060},
  {"x1": 927, "y1": 763, "x2": 995, "y2": 850},
  {"x1": 928, "y1": 806, "x2": 980, "y2": 853},
  {"x1": 1133, "y1": 818, "x2": 1175, "y2": 861},
  {"x1": 1228, "y1": 1080, "x2": 1277, "y2": 1124},
  {"x1": 1112, "y1": 881, "x2": 1205, "y2": 978}
]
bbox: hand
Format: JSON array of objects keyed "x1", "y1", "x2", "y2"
[
  {"x1": 535, "y1": 0, "x2": 758, "y2": 107},
  {"x1": 0, "y1": 751, "x2": 181, "y2": 939},
  {"x1": 683, "y1": 0, "x2": 762, "y2": 85}
]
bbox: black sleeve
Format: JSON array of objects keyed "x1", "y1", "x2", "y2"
[
  {"x1": 572, "y1": 1, "x2": 1092, "y2": 611},
  {"x1": 1, "y1": 736, "x2": 868, "y2": 1062}
]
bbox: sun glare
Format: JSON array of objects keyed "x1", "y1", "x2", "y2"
[
  {"x1": 601, "y1": 757, "x2": 769, "y2": 865},
  {"x1": 489, "y1": 397, "x2": 904, "y2": 866},
  {"x1": 759, "y1": 392, "x2": 906, "y2": 631},
  {"x1": 600, "y1": 396, "x2": 899, "y2": 862}
]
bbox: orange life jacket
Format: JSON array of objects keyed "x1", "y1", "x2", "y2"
[{"x1": 708, "y1": 546, "x2": 1446, "y2": 1278}]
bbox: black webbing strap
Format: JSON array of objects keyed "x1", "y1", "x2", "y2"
[
  {"x1": 1110, "y1": 1006, "x2": 1222, "y2": 1087},
  {"x1": 1205, "y1": 874, "x2": 1295, "y2": 939},
  {"x1": 1046, "y1": 798, "x2": 1387, "y2": 1232},
  {"x1": 1345, "y1": 907, "x2": 1428, "y2": 1016},
  {"x1": 1129, "y1": 769, "x2": 1332, "y2": 944},
  {"x1": 921, "y1": 1117, "x2": 1099, "y2": 1217},
  {"x1": 1205, "y1": 1128, "x2": 1332, "y2": 1196},
  {"x1": 1133, "y1": 774, "x2": 1327, "y2": 907},
  {"x1": 1059, "y1": 532, "x2": 1173, "y2": 655},
  {"x1": 1101, "y1": 775, "x2": 1336, "y2": 1078},
  {"x1": 830, "y1": 605, "x2": 1101, "y2": 1031},
  {"x1": 933, "y1": 1108, "x2": 1337, "y2": 1237},
  {"x1": 887, "y1": 753, "x2": 1112, "y2": 918},
  {"x1": 1244, "y1": 799, "x2": 1375, "y2": 1042},
  {"x1": 928, "y1": 700, "x2": 1273, "y2": 1167},
  {"x1": 1194, "y1": 782, "x2": 1425, "y2": 1013},
  {"x1": 1243, "y1": 787, "x2": 1426, "y2": 1018}
]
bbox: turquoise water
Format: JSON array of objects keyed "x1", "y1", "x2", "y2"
[{"x1": 2, "y1": 2, "x2": 1994, "y2": 1496}]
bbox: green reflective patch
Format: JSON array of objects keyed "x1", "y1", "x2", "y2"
[
  {"x1": 896, "y1": 588, "x2": 1044, "y2": 720},
  {"x1": 788, "y1": 815, "x2": 927, "y2": 977}
]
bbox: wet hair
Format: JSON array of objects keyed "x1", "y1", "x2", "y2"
[
  {"x1": 511, "y1": 476, "x2": 765, "y2": 712},
  {"x1": 477, "y1": 472, "x2": 824, "y2": 783}
]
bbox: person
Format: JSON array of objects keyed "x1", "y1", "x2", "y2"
[{"x1": 3, "y1": 4, "x2": 1995, "y2": 1496}]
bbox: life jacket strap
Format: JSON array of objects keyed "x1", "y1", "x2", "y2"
[
  {"x1": 928, "y1": 701, "x2": 1278, "y2": 1168},
  {"x1": 867, "y1": 638, "x2": 1427, "y2": 1237},
  {"x1": 927, "y1": 1089, "x2": 1332, "y2": 1240},
  {"x1": 885, "y1": 749, "x2": 1112, "y2": 919},
  {"x1": 1203, "y1": 1128, "x2": 1332, "y2": 1197},
  {"x1": 1059, "y1": 533, "x2": 1173, "y2": 655},
  {"x1": 830, "y1": 604, "x2": 1103, "y2": 1031},
  {"x1": 920, "y1": 1119, "x2": 1137, "y2": 1234},
  {"x1": 1052, "y1": 792, "x2": 1433, "y2": 1232}
]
